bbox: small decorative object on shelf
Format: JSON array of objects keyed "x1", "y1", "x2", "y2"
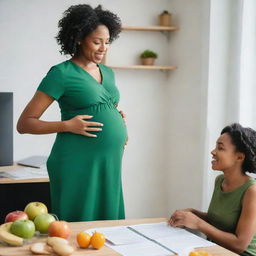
[
  {"x1": 140, "y1": 49, "x2": 158, "y2": 65},
  {"x1": 159, "y1": 10, "x2": 171, "y2": 26}
]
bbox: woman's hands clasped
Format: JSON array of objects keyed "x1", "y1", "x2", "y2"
[
  {"x1": 169, "y1": 209, "x2": 201, "y2": 230},
  {"x1": 65, "y1": 115, "x2": 103, "y2": 137}
]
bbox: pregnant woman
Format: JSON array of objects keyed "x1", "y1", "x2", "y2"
[{"x1": 17, "y1": 4, "x2": 127, "y2": 221}]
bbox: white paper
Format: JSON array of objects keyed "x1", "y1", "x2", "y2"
[
  {"x1": 156, "y1": 232, "x2": 215, "y2": 255},
  {"x1": 84, "y1": 222, "x2": 215, "y2": 256},
  {"x1": 85, "y1": 226, "x2": 146, "y2": 245},
  {"x1": 0, "y1": 165, "x2": 48, "y2": 180},
  {"x1": 106, "y1": 241, "x2": 171, "y2": 256},
  {"x1": 131, "y1": 222, "x2": 189, "y2": 239}
]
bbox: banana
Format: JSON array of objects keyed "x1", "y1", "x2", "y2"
[
  {"x1": 0, "y1": 222, "x2": 12, "y2": 231},
  {"x1": 0, "y1": 222, "x2": 23, "y2": 246}
]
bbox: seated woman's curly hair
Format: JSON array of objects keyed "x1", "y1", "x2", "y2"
[
  {"x1": 56, "y1": 4, "x2": 122, "y2": 56},
  {"x1": 221, "y1": 123, "x2": 256, "y2": 174}
]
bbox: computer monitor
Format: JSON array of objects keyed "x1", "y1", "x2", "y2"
[{"x1": 0, "y1": 92, "x2": 13, "y2": 166}]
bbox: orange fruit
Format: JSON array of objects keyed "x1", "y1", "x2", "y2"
[
  {"x1": 189, "y1": 252, "x2": 200, "y2": 256},
  {"x1": 76, "y1": 232, "x2": 91, "y2": 248},
  {"x1": 189, "y1": 251, "x2": 210, "y2": 256},
  {"x1": 90, "y1": 231, "x2": 106, "y2": 249},
  {"x1": 198, "y1": 252, "x2": 210, "y2": 256}
]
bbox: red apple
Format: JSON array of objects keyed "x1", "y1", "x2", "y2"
[
  {"x1": 48, "y1": 221, "x2": 71, "y2": 239},
  {"x1": 5, "y1": 210, "x2": 28, "y2": 223},
  {"x1": 24, "y1": 202, "x2": 48, "y2": 220}
]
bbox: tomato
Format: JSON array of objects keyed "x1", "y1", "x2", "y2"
[
  {"x1": 76, "y1": 232, "x2": 91, "y2": 248},
  {"x1": 90, "y1": 231, "x2": 105, "y2": 249}
]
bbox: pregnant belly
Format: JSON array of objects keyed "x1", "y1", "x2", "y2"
[
  {"x1": 51, "y1": 106, "x2": 127, "y2": 156},
  {"x1": 90, "y1": 107, "x2": 127, "y2": 147}
]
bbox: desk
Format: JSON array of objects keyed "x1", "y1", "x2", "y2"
[
  {"x1": 0, "y1": 165, "x2": 50, "y2": 223},
  {"x1": 0, "y1": 218, "x2": 238, "y2": 256}
]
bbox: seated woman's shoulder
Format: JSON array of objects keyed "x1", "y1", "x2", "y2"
[
  {"x1": 248, "y1": 182, "x2": 256, "y2": 191},
  {"x1": 244, "y1": 181, "x2": 256, "y2": 201},
  {"x1": 214, "y1": 174, "x2": 224, "y2": 183}
]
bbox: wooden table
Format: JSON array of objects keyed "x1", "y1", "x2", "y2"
[
  {"x1": 0, "y1": 218, "x2": 238, "y2": 256},
  {"x1": 0, "y1": 165, "x2": 50, "y2": 223}
]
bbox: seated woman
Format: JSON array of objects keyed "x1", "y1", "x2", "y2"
[{"x1": 169, "y1": 123, "x2": 256, "y2": 256}]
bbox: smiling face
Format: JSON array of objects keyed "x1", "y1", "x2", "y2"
[
  {"x1": 211, "y1": 133, "x2": 244, "y2": 172},
  {"x1": 78, "y1": 25, "x2": 110, "y2": 64}
]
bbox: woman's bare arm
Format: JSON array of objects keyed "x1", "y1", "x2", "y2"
[{"x1": 17, "y1": 91, "x2": 103, "y2": 137}]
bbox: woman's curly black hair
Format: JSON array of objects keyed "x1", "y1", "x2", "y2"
[
  {"x1": 221, "y1": 123, "x2": 256, "y2": 174},
  {"x1": 56, "y1": 4, "x2": 122, "y2": 56}
]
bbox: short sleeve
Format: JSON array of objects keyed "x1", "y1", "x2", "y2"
[
  {"x1": 214, "y1": 174, "x2": 223, "y2": 188},
  {"x1": 37, "y1": 66, "x2": 64, "y2": 100}
]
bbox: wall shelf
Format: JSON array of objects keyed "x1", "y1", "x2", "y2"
[
  {"x1": 122, "y1": 25, "x2": 179, "y2": 31},
  {"x1": 108, "y1": 65, "x2": 177, "y2": 71},
  {"x1": 106, "y1": 25, "x2": 179, "y2": 70}
]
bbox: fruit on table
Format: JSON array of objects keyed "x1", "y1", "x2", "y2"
[
  {"x1": 24, "y1": 202, "x2": 48, "y2": 220},
  {"x1": 5, "y1": 210, "x2": 28, "y2": 223},
  {"x1": 30, "y1": 242, "x2": 53, "y2": 255},
  {"x1": 76, "y1": 232, "x2": 91, "y2": 248},
  {"x1": 189, "y1": 251, "x2": 211, "y2": 256},
  {"x1": 45, "y1": 236, "x2": 74, "y2": 256},
  {"x1": 34, "y1": 213, "x2": 55, "y2": 234},
  {"x1": 90, "y1": 231, "x2": 106, "y2": 249},
  {"x1": 47, "y1": 236, "x2": 69, "y2": 247},
  {"x1": 48, "y1": 220, "x2": 71, "y2": 239},
  {"x1": 52, "y1": 243, "x2": 74, "y2": 256},
  {"x1": 0, "y1": 222, "x2": 23, "y2": 246},
  {"x1": 10, "y1": 219, "x2": 35, "y2": 239},
  {"x1": 31, "y1": 238, "x2": 74, "y2": 256}
]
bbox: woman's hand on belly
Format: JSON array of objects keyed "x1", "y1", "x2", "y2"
[
  {"x1": 118, "y1": 110, "x2": 126, "y2": 124},
  {"x1": 117, "y1": 109, "x2": 128, "y2": 146},
  {"x1": 115, "y1": 105, "x2": 127, "y2": 124},
  {"x1": 64, "y1": 115, "x2": 103, "y2": 137}
]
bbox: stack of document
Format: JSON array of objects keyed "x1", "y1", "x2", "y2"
[
  {"x1": 85, "y1": 222, "x2": 215, "y2": 256},
  {"x1": 0, "y1": 156, "x2": 49, "y2": 180},
  {"x1": 0, "y1": 166, "x2": 48, "y2": 180},
  {"x1": 17, "y1": 155, "x2": 48, "y2": 168}
]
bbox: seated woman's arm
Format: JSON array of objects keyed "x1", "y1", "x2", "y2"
[
  {"x1": 183, "y1": 208, "x2": 208, "y2": 221},
  {"x1": 169, "y1": 185, "x2": 256, "y2": 254}
]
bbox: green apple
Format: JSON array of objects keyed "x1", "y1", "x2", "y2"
[
  {"x1": 24, "y1": 202, "x2": 48, "y2": 220},
  {"x1": 34, "y1": 213, "x2": 55, "y2": 234},
  {"x1": 10, "y1": 220, "x2": 35, "y2": 239}
]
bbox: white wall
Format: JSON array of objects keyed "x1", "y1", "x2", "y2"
[
  {"x1": 164, "y1": 0, "x2": 253, "y2": 213},
  {"x1": 202, "y1": 0, "x2": 234, "y2": 209},
  {"x1": 164, "y1": 0, "x2": 249, "y2": 213},
  {"x1": 165, "y1": 0, "x2": 211, "y2": 213},
  {"x1": 202, "y1": 0, "x2": 253, "y2": 209}
]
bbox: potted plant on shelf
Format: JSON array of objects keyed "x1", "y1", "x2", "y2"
[
  {"x1": 159, "y1": 10, "x2": 171, "y2": 26},
  {"x1": 140, "y1": 49, "x2": 158, "y2": 65}
]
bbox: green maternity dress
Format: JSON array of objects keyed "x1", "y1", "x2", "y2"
[{"x1": 37, "y1": 60, "x2": 127, "y2": 222}]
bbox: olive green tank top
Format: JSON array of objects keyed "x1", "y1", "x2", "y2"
[{"x1": 207, "y1": 174, "x2": 256, "y2": 256}]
